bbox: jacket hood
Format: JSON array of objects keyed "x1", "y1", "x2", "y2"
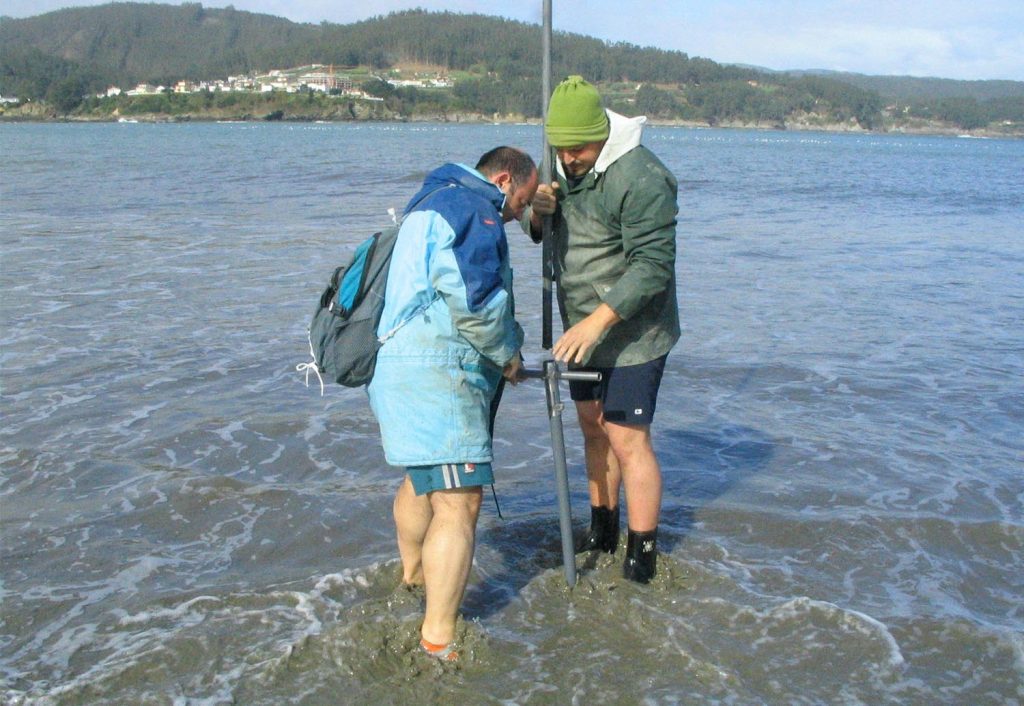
[
  {"x1": 554, "y1": 109, "x2": 646, "y2": 179},
  {"x1": 405, "y1": 163, "x2": 504, "y2": 215}
]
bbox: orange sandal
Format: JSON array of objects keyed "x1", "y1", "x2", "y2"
[{"x1": 419, "y1": 637, "x2": 459, "y2": 662}]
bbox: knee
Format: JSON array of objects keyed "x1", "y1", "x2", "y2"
[
  {"x1": 579, "y1": 419, "x2": 605, "y2": 443},
  {"x1": 430, "y1": 487, "x2": 483, "y2": 524},
  {"x1": 606, "y1": 424, "x2": 655, "y2": 466},
  {"x1": 575, "y1": 402, "x2": 606, "y2": 441}
]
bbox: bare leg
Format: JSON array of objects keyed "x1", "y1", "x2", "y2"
[
  {"x1": 575, "y1": 400, "x2": 622, "y2": 509},
  {"x1": 605, "y1": 421, "x2": 662, "y2": 532},
  {"x1": 419, "y1": 486, "x2": 483, "y2": 646},
  {"x1": 393, "y1": 475, "x2": 431, "y2": 585}
]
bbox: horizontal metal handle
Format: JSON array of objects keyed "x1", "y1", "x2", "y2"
[{"x1": 521, "y1": 367, "x2": 602, "y2": 383}]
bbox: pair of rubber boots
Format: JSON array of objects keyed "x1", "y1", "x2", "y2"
[{"x1": 575, "y1": 505, "x2": 657, "y2": 584}]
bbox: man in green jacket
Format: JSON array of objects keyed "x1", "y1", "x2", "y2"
[{"x1": 527, "y1": 76, "x2": 679, "y2": 583}]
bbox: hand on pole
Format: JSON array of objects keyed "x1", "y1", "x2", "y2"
[
  {"x1": 532, "y1": 182, "x2": 560, "y2": 216},
  {"x1": 502, "y1": 354, "x2": 524, "y2": 385},
  {"x1": 530, "y1": 182, "x2": 560, "y2": 233}
]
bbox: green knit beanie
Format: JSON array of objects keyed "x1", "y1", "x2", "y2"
[{"x1": 545, "y1": 75, "x2": 609, "y2": 147}]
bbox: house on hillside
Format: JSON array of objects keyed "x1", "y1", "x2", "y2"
[
  {"x1": 127, "y1": 84, "x2": 163, "y2": 96},
  {"x1": 301, "y1": 71, "x2": 353, "y2": 93}
]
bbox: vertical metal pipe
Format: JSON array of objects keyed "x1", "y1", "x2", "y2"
[
  {"x1": 543, "y1": 359, "x2": 577, "y2": 587},
  {"x1": 541, "y1": 0, "x2": 554, "y2": 350},
  {"x1": 541, "y1": 3, "x2": 572, "y2": 586}
]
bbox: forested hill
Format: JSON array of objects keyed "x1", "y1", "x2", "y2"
[
  {"x1": 2, "y1": 3, "x2": 319, "y2": 86},
  {"x1": 2, "y1": 2, "x2": 1022, "y2": 133},
  {"x1": 784, "y1": 70, "x2": 1023, "y2": 102},
  {"x1": 0, "y1": 3, "x2": 754, "y2": 91}
]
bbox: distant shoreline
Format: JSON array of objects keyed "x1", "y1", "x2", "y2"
[{"x1": 1, "y1": 109, "x2": 1020, "y2": 139}]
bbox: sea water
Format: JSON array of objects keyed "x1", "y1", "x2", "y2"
[{"x1": 1, "y1": 122, "x2": 1022, "y2": 704}]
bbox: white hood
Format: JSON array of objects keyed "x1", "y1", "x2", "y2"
[{"x1": 555, "y1": 109, "x2": 646, "y2": 178}]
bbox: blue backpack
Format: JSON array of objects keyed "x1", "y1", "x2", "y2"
[
  {"x1": 299, "y1": 224, "x2": 399, "y2": 392},
  {"x1": 299, "y1": 185, "x2": 451, "y2": 393}
]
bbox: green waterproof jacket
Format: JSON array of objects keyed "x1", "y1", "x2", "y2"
[{"x1": 539, "y1": 110, "x2": 681, "y2": 367}]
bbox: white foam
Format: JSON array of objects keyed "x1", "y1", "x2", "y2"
[
  {"x1": 12, "y1": 555, "x2": 174, "y2": 670},
  {"x1": 114, "y1": 595, "x2": 223, "y2": 626},
  {"x1": 776, "y1": 597, "x2": 905, "y2": 668}
]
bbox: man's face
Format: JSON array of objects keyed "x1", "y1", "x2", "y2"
[
  {"x1": 555, "y1": 140, "x2": 606, "y2": 178},
  {"x1": 500, "y1": 170, "x2": 539, "y2": 223}
]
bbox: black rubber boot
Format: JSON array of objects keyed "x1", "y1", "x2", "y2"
[
  {"x1": 623, "y1": 528, "x2": 657, "y2": 584},
  {"x1": 575, "y1": 506, "x2": 620, "y2": 554}
]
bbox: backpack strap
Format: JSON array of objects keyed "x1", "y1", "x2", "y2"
[
  {"x1": 400, "y1": 182, "x2": 456, "y2": 222},
  {"x1": 375, "y1": 182, "x2": 455, "y2": 342},
  {"x1": 377, "y1": 293, "x2": 439, "y2": 343}
]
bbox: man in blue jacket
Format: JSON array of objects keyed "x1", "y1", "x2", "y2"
[{"x1": 367, "y1": 147, "x2": 538, "y2": 661}]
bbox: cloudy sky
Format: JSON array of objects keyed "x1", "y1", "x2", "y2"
[{"x1": 3, "y1": 0, "x2": 1023, "y2": 81}]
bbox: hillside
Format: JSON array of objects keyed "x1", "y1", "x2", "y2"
[
  {"x1": 1, "y1": 3, "x2": 307, "y2": 80},
  {"x1": 2, "y1": 3, "x2": 1022, "y2": 134},
  {"x1": 784, "y1": 70, "x2": 1024, "y2": 102}
]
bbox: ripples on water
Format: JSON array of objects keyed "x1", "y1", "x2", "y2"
[{"x1": 1, "y1": 123, "x2": 1022, "y2": 704}]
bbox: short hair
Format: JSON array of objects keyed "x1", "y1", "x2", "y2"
[{"x1": 476, "y1": 146, "x2": 536, "y2": 186}]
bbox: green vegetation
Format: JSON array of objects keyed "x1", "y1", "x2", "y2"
[
  {"x1": 2, "y1": 3, "x2": 1021, "y2": 133},
  {"x1": 894, "y1": 95, "x2": 1024, "y2": 131}
]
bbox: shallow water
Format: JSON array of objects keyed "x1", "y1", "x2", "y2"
[{"x1": 1, "y1": 122, "x2": 1022, "y2": 704}]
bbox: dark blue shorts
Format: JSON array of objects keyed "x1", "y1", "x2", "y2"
[{"x1": 568, "y1": 354, "x2": 668, "y2": 425}]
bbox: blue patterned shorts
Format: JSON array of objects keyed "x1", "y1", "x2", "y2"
[{"x1": 406, "y1": 462, "x2": 494, "y2": 495}]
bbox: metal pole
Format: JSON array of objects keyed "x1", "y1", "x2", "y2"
[
  {"x1": 541, "y1": 0, "x2": 554, "y2": 350},
  {"x1": 542, "y1": 359, "x2": 575, "y2": 586},
  {"x1": 523, "y1": 365, "x2": 601, "y2": 588},
  {"x1": 533, "y1": 2, "x2": 589, "y2": 590}
]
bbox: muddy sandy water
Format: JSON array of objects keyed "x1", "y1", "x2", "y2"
[{"x1": 1, "y1": 122, "x2": 1022, "y2": 704}]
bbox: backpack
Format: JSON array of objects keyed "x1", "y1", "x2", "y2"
[
  {"x1": 298, "y1": 224, "x2": 399, "y2": 393},
  {"x1": 298, "y1": 184, "x2": 451, "y2": 394}
]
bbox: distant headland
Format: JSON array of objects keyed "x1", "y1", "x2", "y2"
[{"x1": 2, "y1": 4, "x2": 1021, "y2": 137}]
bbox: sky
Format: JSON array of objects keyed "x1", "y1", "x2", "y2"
[{"x1": 3, "y1": 0, "x2": 1023, "y2": 81}]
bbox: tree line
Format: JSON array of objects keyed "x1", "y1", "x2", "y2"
[{"x1": 2, "y1": 3, "x2": 1021, "y2": 131}]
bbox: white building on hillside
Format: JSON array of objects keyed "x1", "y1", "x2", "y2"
[
  {"x1": 301, "y1": 71, "x2": 354, "y2": 93},
  {"x1": 126, "y1": 84, "x2": 164, "y2": 96}
]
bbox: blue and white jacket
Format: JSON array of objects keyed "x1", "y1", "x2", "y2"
[{"x1": 367, "y1": 163, "x2": 524, "y2": 467}]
